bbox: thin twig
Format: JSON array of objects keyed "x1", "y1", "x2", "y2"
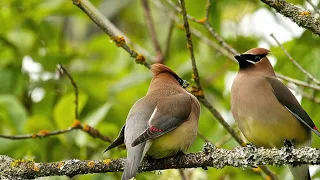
[
  {"x1": 59, "y1": 64, "x2": 79, "y2": 120},
  {"x1": 287, "y1": 84, "x2": 320, "y2": 104},
  {"x1": 163, "y1": 20, "x2": 175, "y2": 61},
  {"x1": 197, "y1": 132, "x2": 212, "y2": 143},
  {"x1": 0, "y1": 128, "x2": 75, "y2": 140},
  {"x1": 0, "y1": 121, "x2": 112, "y2": 142},
  {"x1": 270, "y1": 33, "x2": 320, "y2": 85},
  {"x1": 71, "y1": 0, "x2": 150, "y2": 68},
  {"x1": 165, "y1": 0, "x2": 239, "y2": 56},
  {"x1": 203, "y1": 21, "x2": 238, "y2": 55},
  {"x1": 141, "y1": 0, "x2": 164, "y2": 63},
  {"x1": 276, "y1": 73, "x2": 320, "y2": 91},
  {"x1": 179, "y1": 0, "x2": 202, "y2": 91},
  {"x1": 152, "y1": 0, "x2": 234, "y2": 61},
  {"x1": 205, "y1": 0, "x2": 211, "y2": 21},
  {"x1": 215, "y1": 134, "x2": 233, "y2": 147},
  {"x1": 198, "y1": 97, "x2": 246, "y2": 145},
  {"x1": 306, "y1": 0, "x2": 320, "y2": 16}
]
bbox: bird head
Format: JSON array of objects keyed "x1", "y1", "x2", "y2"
[
  {"x1": 234, "y1": 48, "x2": 270, "y2": 69},
  {"x1": 151, "y1": 63, "x2": 189, "y2": 88}
]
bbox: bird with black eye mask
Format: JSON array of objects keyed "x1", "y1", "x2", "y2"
[
  {"x1": 231, "y1": 48, "x2": 320, "y2": 180},
  {"x1": 104, "y1": 63, "x2": 200, "y2": 180}
]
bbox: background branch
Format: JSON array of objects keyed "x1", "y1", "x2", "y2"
[
  {"x1": 270, "y1": 33, "x2": 320, "y2": 85},
  {"x1": 71, "y1": 0, "x2": 151, "y2": 68},
  {"x1": 306, "y1": 0, "x2": 320, "y2": 16},
  {"x1": 141, "y1": 0, "x2": 164, "y2": 63}
]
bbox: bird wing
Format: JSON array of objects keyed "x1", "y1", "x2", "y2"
[
  {"x1": 103, "y1": 124, "x2": 125, "y2": 152},
  {"x1": 131, "y1": 93, "x2": 192, "y2": 147},
  {"x1": 265, "y1": 77, "x2": 320, "y2": 136}
]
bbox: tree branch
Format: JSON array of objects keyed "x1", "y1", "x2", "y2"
[
  {"x1": 163, "y1": 20, "x2": 175, "y2": 61},
  {"x1": 2, "y1": 143, "x2": 320, "y2": 179},
  {"x1": 261, "y1": 0, "x2": 320, "y2": 36},
  {"x1": 71, "y1": 0, "x2": 151, "y2": 68}
]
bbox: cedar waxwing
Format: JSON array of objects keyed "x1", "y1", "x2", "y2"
[
  {"x1": 231, "y1": 48, "x2": 320, "y2": 180},
  {"x1": 104, "y1": 63, "x2": 200, "y2": 180}
]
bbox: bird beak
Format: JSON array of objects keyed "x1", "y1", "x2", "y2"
[
  {"x1": 234, "y1": 54, "x2": 246, "y2": 62},
  {"x1": 182, "y1": 80, "x2": 189, "y2": 88}
]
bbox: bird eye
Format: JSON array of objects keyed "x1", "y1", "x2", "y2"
[{"x1": 254, "y1": 55, "x2": 261, "y2": 62}]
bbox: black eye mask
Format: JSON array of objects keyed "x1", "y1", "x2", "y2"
[
  {"x1": 240, "y1": 54, "x2": 267, "y2": 63},
  {"x1": 170, "y1": 72, "x2": 189, "y2": 88}
]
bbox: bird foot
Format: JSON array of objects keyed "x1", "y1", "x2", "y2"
[
  {"x1": 176, "y1": 151, "x2": 186, "y2": 156},
  {"x1": 245, "y1": 142, "x2": 258, "y2": 151},
  {"x1": 145, "y1": 155, "x2": 155, "y2": 161},
  {"x1": 283, "y1": 139, "x2": 295, "y2": 148},
  {"x1": 153, "y1": 170, "x2": 162, "y2": 175}
]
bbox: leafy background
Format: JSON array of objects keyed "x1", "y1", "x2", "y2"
[{"x1": 0, "y1": 0, "x2": 320, "y2": 179}]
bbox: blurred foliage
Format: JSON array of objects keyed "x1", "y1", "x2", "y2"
[{"x1": 0, "y1": 0, "x2": 319, "y2": 179}]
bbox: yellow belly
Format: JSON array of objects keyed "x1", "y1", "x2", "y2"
[
  {"x1": 239, "y1": 115, "x2": 309, "y2": 148},
  {"x1": 147, "y1": 119, "x2": 198, "y2": 159}
]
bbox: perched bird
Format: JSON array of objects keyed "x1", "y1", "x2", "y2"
[
  {"x1": 231, "y1": 48, "x2": 320, "y2": 180},
  {"x1": 104, "y1": 63, "x2": 200, "y2": 180}
]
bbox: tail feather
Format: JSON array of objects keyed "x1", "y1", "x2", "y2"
[
  {"x1": 289, "y1": 164, "x2": 311, "y2": 180},
  {"x1": 104, "y1": 125, "x2": 125, "y2": 152},
  {"x1": 122, "y1": 142, "x2": 151, "y2": 180}
]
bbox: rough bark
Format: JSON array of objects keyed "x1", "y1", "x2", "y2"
[
  {"x1": 261, "y1": 0, "x2": 320, "y2": 36},
  {"x1": 2, "y1": 143, "x2": 320, "y2": 179}
]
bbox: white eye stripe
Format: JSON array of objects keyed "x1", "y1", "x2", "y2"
[{"x1": 246, "y1": 60, "x2": 256, "y2": 64}]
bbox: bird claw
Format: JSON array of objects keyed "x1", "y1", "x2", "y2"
[
  {"x1": 176, "y1": 151, "x2": 186, "y2": 156},
  {"x1": 201, "y1": 166, "x2": 208, "y2": 170},
  {"x1": 153, "y1": 170, "x2": 162, "y2": 175},
  {"x1": 283, "y1": 139, "x2": 295, "y2": 148},
  {"x1": 245, "y1": 142, "x2": 257, "y2": 148}
]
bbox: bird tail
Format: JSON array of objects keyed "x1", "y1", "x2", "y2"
[
  {"x1": 122, "y1": 142, "x2": 151, "y2": 180},
  {"x1": 289, "y1": 164, "x2": 311, "y2": 180}
]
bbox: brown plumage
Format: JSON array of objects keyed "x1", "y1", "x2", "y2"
[
  {"x1": 105, "y1": 63, "x2": 200, "y2": 180},
  {"x1": 231, "y1": 48, "x2": 320, "y2": 180}
]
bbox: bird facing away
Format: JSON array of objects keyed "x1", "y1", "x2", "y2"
[
  {"x1": 231, "y1": 48, "x2": 320, "y2": 180},
  {"x1": 104, "y1": 63, "x2": 200, "y2": 180}
]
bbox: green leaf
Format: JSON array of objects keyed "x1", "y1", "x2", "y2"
[
  {"x1": 0, "y1": 95, "x2": 27, "y2": 133},
  {"x1": 24, "y1": 114, "x2": 54, "y2": 133},
  {"x1": 53, "y1": 91, "x2": 88, "y2": 129},
  {"x1": 83, "y1": 102, "x2": 113, "y2": 126},
  {"x1": 6, "y1": 29, "x2": 35, "y2": 52},
  {"x1": 75, "y1": 102, "x2": 112, "y2": 147},
  {"x1": 37, "y1": 53, "x2": 75, "y2": 72}
]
